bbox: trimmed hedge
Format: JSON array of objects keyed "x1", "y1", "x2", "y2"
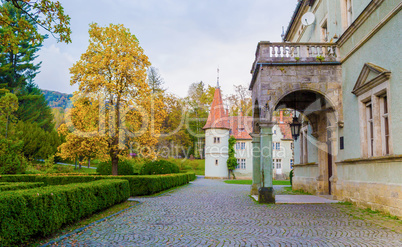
[
  {"x1": 0, "y1": 172, "x2": 196, "y2": 196},
  {"x1": 0, "y1": 182, "x2": 45, "y2": 191},
  {"x1": 0, "y1": 179, "x2": 129, "y2": 246},
  {"x1": 140, "y1": 160, "x2": 179, "y2": 175},
  {"x1": 97, "y1": 160, "x2": 136, "y2": 175}
]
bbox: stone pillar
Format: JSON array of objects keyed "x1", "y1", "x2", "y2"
[
  {"x1": 258, "y1": 123, "x2": 275, "y2": 203},
  {"x1": 250, "y1": 133, "x2": 261, "y2": 195}
]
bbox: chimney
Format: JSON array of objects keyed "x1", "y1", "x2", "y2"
[{"x1": 280, "y1": 110, "x2": 284, "y2": 123}]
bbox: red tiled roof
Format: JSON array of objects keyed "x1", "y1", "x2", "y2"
[
  {"x1": 273, "y1": 114, "x2": 293, "y2": 140},
  {"x1": 203, "y1": 87, "x2": 230, "y2": 130},
  {"x1": 229, "y1": 116, "x2": 253, "y2": 140}
]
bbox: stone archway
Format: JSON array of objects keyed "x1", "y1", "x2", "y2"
[{"x1": 249, "y1": 61, "x2": 343, "y2": 201}]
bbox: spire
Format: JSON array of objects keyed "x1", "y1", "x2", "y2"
[
  {"x1": 203, "y1": 87, "x2": 230, "y2": 130},
  {"x1": 217, "y1": 67, "x2": 220, "y2": 88}
]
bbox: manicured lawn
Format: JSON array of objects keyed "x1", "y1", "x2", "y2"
[{"x1": 224, "y1": 180, "x2": 291, "y2": 186}]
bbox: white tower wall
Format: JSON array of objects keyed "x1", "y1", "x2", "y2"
[{"x1": 204, "y1": 128, "x2": 230, "y2": 178}]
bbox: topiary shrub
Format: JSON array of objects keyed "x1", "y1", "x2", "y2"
[
  {"x1": 140, "y1": 160, "x2": 179, "y2": 175},
  {"x1": 96, "y1": 160, "x2": 135, "y2": 175}
]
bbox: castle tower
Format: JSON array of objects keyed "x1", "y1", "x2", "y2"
[{"x1": 203, "y1": 85, "x2": 230, "y2": 179}]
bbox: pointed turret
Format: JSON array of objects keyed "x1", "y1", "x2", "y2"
[{"x1": 203, "y1": 87, "x2": 230, "y2": 130}]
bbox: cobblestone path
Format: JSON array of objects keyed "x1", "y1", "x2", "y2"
[{"x1": 52, "y1": 178, "x2": 401, "y2": 247}]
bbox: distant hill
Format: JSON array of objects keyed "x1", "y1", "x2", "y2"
[{"x1": 42, "y1": 90, "x2": 73, "y2": 109}]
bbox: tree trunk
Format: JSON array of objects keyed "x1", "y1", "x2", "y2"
[
  {"x1": 111, "y1": 155, "x2": 119, "y2": 175},
  {"x1": 88, "y1": 157, "x2": 91, "y2": 168},
  {"x1": 110, "y1": 94, "x2": 121, "y2": 176},
  {"x1": 78, "y1": 157, "x2": 82, "y2": 169},
  {"x1": 75, "y1": 157, "x2": 77, "y2": 169}
]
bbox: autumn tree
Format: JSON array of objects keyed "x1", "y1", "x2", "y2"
[
  {"x1": 157, "y1": 93, "x2": 192, "y2": 157},
  {"x1": 0, "y1": 0, "x2": 71, "y2": 53},
  {"x1": 70, "y1": 23, "x2": 165, "y2": 175},
  {"x1": 185, "y1": 81, "x2": 215, "y2": 158},
  {"x1": 57, "y1": 96, "x2": 108, "y2": 168},
  {"x1": 226, "y1": 84, "x2": 252, "y2": 116},
  {"x1": 147, "y1": 66, "x2": 166, "y2": 94}
]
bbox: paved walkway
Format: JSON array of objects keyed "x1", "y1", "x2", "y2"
[{"x1": 51, "y1": 178, "x2": 401, "y2": 246}]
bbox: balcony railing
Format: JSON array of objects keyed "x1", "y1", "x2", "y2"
[{"x1": 254, "y1": 42, "x2": 341, "y2": 64}]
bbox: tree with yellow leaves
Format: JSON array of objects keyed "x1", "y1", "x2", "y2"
[
  {"x1": 57, "y1": 94, "x2": 108, "y2": 168},
  {"x1": 69, "y1": 23, "x2": 165, "y2": 175}
]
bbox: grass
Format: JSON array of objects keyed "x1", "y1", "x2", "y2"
[
  {"x1": 34, "y1": 201, "x2": 138, "y2": 246},
  {"x1": 224, "y1": 179, "x2": 291, "y2": 186}
]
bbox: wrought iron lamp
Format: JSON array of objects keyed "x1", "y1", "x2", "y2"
[{"x1": 290, "y1": 112, "x2": 301, "y2": 140}]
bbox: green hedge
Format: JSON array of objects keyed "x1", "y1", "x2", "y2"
[
  {"x1": 0, "y1": 182, "x2": 44, "y2": 191},
  {"x1": 0, "y1": 179, "x2": 129, "y2": 246},
  {"x1": 140, "y1": 160, "x2": 179, "y2": 175},
  {"x1": 97, "y1": 160, "x2": 136, "y2": 175},
  {"x1": 0, "y1": 172, "x2": 196, "y2": 196}
]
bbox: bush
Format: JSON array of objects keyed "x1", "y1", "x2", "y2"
[
  {"x1": 0, "y1": 179, "x2": 129, "y2": 246},
  {"x1": 140, "y1": 160, "x2": 179, "y2": 175},
  {"x1": 289, "y1": 169, "x2": 294, "y2": 187},
  {"x1": 0, "y1": 172, "x2": 196, "y2": 196},
  {"x1": 97, "y1": 160, "x2": 135, "y2": 175},
  {"x1": 0, "y1": 182, "x2": 45, "y2": 191}
]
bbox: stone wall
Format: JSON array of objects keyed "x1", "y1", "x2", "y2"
[
  {"x1": 292, "y1": 163, "x2": 319, "y2": 194},
  {"x1": 334, "y1": 157, "x2": 402, "y2": 217}
]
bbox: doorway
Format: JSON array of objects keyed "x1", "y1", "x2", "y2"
[{"x1": 327, "y1": 130, "x2": 333, "y2": 195}]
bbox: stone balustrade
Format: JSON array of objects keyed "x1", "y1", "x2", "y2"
[{"x1": 254, "y1": 42, "x2": 341, "y2": 64}]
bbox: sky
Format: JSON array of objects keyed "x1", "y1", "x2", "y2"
[{"x1": 35, "y1": 0, "x2": 298, "y2": 98}]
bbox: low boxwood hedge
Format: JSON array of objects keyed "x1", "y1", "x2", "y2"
[
  {"x1": 0, "y1": 172, "x2": 196, "y2": 196},
  {"x1": 140, "y1": 160, "x2": 180, "y2": 175},
  {"x1": 0, "y1": 182, "x2": 44, "y2": 191},
  {"x1": 0, "y1": 179, "x2": 129, "y2": 246}
]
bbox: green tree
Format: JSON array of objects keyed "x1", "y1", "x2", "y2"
[
  {"x1": 0, "y1": 92, "x2": 18, "y2": 138},
  {"x1": 0, "y1": 3, "x2": 54, "y2": 131},
  {"x1": 227, "y1": 136, "x2": 237, "y2": 179},
  {"x1": 16, "y1": 82, "x2": 54, "y2": 131}
]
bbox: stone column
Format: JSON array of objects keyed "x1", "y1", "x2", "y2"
[
  {"x1": 250, "y1": 133, "x2": 261, "y2": 195},
  {"x1": 258, "y1": 123, "x2": 275, "y2": 203}
]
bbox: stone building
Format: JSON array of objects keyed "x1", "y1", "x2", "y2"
[
  {"x1": 249, "y1": 0, "x2": 401, "y2": 217},
  {"x1": 204, "y1": 86, "x2": 294, "y2": 180}
]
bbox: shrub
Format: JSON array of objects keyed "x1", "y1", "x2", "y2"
[
  {"x1": 140, "y1": 160, "x2": 179, "y2": 175},
  {"x1": 96, "y1": 160, "x2": 135, "y2": 175},
  {"x1": 0, "y1": 182, "x2": 45, "y2": 191},
  {"x1": 289, "y1": 169, "x2": 294, "y2": 187},
  {"x1": 0, "y1": 172, "x2": 196, "y2": 196},
  {"x1": 0, "y1": 179, "x2": 129, "y2": 246}
]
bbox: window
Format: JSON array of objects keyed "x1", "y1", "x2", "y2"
[
  {"x1": 273, "y1": 130, "x2": 277, "y2": 135},
  {"x1": 341, "y1": 0, "x2": 353, "y2": 30},
  {"x1": 215, "y1": 160, "x2": 218, "y2": 166},
  {"x1": 240, "y1": 142, "x2": 245, "y2": 150},
  {"x1": 366, "y1": 101, "x2": 374, "y2": 157},
  {"x1": 321, "y1": 19, "x2": 328, "y2": 42},
  {"x1": 236, "y1": 142, "x2": 240, "y2": 150},
  {"x1": 213, "y1": 137, "x2": 220, "y2": 144},
  {"x1": 273, "y1": 159, "x2": 281, "y2": 169},
  {"x1": 300, "y1": 128, "x2": 308, "y2": 164},
  {"x1": 290, "y1": 159, "x2": 294, "y2": 169},
  {"x1": 276, "y1": 142, "x2": 280, "y2": 150},
  {"x1": 381, "y1": 95, "x2": 390, "y2": 155},
  {"x1": 236, "y1": 159, "x2": 246, "y2": 169},
  {"x1": 353, "y1": 63, "x2": 392, "y2": 158}
]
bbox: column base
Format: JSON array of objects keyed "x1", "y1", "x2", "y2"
[
  {"x1": 258, "y1": 187, "x2": 275, "y2": 204},
  {"x1": 250, "y1": 183, "x2": 260, "y2": 195}
]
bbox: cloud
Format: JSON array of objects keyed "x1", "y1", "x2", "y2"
[
  {"x1": 35, "y1": 44, "x2": 78, "y2": 94},
  {"x1": 36, "y1": 0, "x2": 298, "y2": 97}
]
